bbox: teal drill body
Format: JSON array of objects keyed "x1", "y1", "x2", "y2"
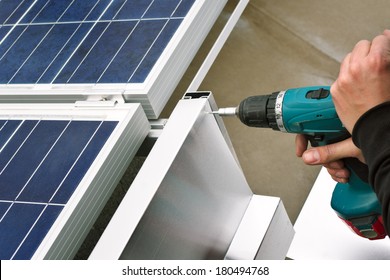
[{"x1": 222, "y1": 86, "x2": 385, "y2": 239}]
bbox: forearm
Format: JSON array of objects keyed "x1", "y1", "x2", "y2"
[{"x1": 352, "y1": 102, "x2": 390, "y2": 234}]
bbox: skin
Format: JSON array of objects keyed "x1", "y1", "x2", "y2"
[{"x1": 296, "y1": 30, "x2": 390, "y2": 183}]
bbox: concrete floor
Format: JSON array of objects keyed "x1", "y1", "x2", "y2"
[{"x1": 76, "y1": 0, "x2": 389, "y2": 258}]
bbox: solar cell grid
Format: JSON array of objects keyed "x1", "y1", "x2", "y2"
[
  {"x1": 0, "y1": 118, "x2": 118, "y2": 259},
  {"x1": 0, "y1": 0, "x2": 195, "y2": 85}
]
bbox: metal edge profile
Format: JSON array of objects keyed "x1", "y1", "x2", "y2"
[
  {"x1": 0, "y1": 87, "x2": 125, "y2": 104},
  {"x1": 183, "y1": 91, "x2": 240, "y2": 165},
  {"x1": 254, "y1": 198, "x2": 294, "y2": 260},
  {"x1": 88, "y1": 98, "x2": 211, "y2": 259},
  {"x1": 32, "y1": 104, "x2": 149, "y2": 259},
  {"x1": 89, "y1": 94, "x2": 253, "y2": 259},
  {"x1": 225, "y1": 195, "x2": 294, "y2": 260}
]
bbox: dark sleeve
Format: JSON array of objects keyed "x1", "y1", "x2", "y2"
[{"x1": 352, "y1": 102, "x2": 390, "y2": 235}]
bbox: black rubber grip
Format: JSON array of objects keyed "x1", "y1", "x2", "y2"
[{"x1": 344, "y1": 157, "x2": 369, "y2": 183}]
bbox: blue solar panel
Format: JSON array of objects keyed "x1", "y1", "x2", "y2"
[
  {"x1": 0, "y1": 119, "x2": 117, "y2": 259},
  {"x1": 0, "y1": 0, "x2": 195, "y2": 85}
]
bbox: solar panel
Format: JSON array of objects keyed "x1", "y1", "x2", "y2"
[
  {"x1": 0, "y1": 0, "x2": 227, "y2": 260},
  {"x1": 0, "y1": 0, "x2": 227, "y2": 118},
  {"x1": 0, "y1": 103, "x2": 149, "y2": 259},
  {"x1": 0, "y1": 0, "x2": 194, "y2": 84},
  {"x1": 0, "y1": 119, "x2": 117, "y2": 259}
]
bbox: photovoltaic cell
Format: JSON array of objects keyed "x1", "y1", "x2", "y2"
[
  {"x1": 0, "y1": 119, "x2": 118, "y2": 259},
  {"x1": 0, "y1": 0, "x2": 195, "y2": 85}
]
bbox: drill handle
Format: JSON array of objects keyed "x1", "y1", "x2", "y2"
[
  {"x1": 331, "y1": 159, "x2": 385, "y2": 239},
  {"x1": 306, "y1": 133, "x2": 369, "y2": 182},
  {"x1": 343, "y1": 157, "x2": 369, "y2": 183},
  {"x1": 307, "y1": 134, "x2": 385, "y2": 239}
]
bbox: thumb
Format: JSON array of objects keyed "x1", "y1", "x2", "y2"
[{"x1": 302, "y1": 138, "x2": 362, "y2": 165}]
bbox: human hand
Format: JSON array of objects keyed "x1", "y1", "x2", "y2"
[
  {"x1": 295, "y1": 134, "x2": 365, "y2": 183},
  {"x1": 331, "y1": 29, "x2": 390, "y2": 133}
]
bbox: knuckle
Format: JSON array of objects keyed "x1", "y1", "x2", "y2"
[
  {"x1": 330, "y1": 82, "x2": 341, "y2": 100},
  {"x1": 335, "y1": 74, "x2": 351, "y2": 91},
  {"x1": 367, "y1": 52, "x2": 387, "y2": 72},
  {"x1": 326, "y1": 167, "x2": 338, "y2": 176},
  {"x1": 323, "y1": 144, "x2": 335, "y2": 161},
  {"x1": 315, "y1": 146, "x2": 333, "y2": 163},
  {"x1": 348, "y1": 60, "x2": 362, "y2": 77},
  {"x1": 325, "y1": 160, "x2": 344, "y2": 170},
  {"x1": 331, "y1": 175, "x2": 343, "y2": 183}
]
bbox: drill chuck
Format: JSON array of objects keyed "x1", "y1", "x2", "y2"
[{"x1": 237, "y1": 93, "x2": 280, "y2": 130}]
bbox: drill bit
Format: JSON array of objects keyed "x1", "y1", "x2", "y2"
[{"x1": 210, "y1": 107, "x2": 237, "y2": 116}]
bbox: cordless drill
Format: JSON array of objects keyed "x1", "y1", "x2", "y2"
[{"x1": 212, "y1": 86, "x2": 386, "y2": 240}]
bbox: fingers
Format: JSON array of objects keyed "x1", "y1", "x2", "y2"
[
  {"x1": 369, "y1": 32, "x2": 390, "y2": 58},
  {"x1": 324, "y1": 162, "x2": 350, "y2": 184},
  {"x1": 299, "y1": 138, "x2": 364, "y2": 184},
  {"x1": 338, "y1": 52, "x2": 351, "y2": 80},
  {"x1": 383, "y1": 29, "x2": 390, "y2": 38},
  {"x1": 332, "y1": 32, "x2": 390, "y2": 133},
  {"x1": 301, "y1": 138, "x2": 363, "y2": 165},
  {"x1": 295, "y1": 134, "x2": 308, "y2": 157},
  {"x1": 328, "y1": 168, "x2": 349, "y2": 183},
  {"x1": 295, "y1": 136, "x2": 363, "y2": 183},
  {"x1": 350, "y1": 31, "x2": 390, "y2": 62},
  {"x1": 350, "y1": 40, "x2": 371, "y2": 60}
]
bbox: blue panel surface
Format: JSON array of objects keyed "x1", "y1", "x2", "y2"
[
  {"x1": 0, "y1": 120, "x2": 22, "y2": 149},
  {"x1": 0, "y1": 0, "x2": 35, "y2": 25},
  {"x1": 12, "y1": 205, "x2": 63, "y2": 260},
  {"x1": 0, "y1": 0, "x2": 196, "y2": 85},
  {"x1": 0, "y1": 203, "x2": 46, "y2": 259},
  {"x1": 98, "y1": 19, "x2": 168, "y2": 83},
  {"x1": 0, "y1": 119, "x2": 117, "y2": 259}
]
